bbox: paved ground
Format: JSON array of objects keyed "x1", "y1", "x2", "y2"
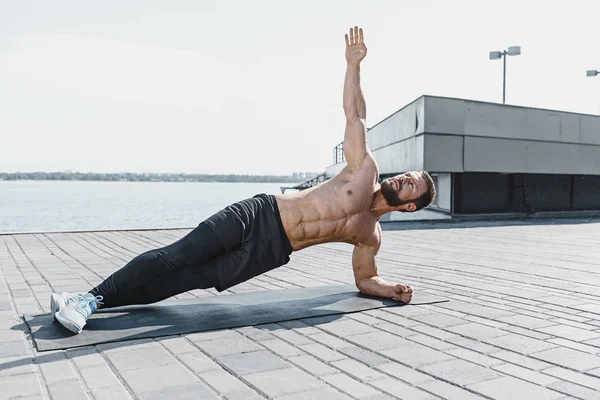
[{"x1": 2, "y1": 218, "x2": 600, "y2": 399}]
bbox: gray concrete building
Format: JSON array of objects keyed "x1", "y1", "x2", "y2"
[{"x1": 326, "y1": 96, "x2": 600, "y2": 221}]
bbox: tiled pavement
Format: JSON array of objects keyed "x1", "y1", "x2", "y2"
[{"x1": 1, "y1": 218, "x2": 600, "y2": 399}]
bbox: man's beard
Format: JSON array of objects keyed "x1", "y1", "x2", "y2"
[{"x1": 381, "y1": 180, "x2": 403, "y2": 207}]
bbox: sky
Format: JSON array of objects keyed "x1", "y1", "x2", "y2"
[{"x1": 0, "y1": 0, "x2": 598, "y2": 175}]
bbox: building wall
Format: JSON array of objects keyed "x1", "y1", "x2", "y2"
[{"x1": 423, "y1": 96, "x2": 600, "y2": 175}]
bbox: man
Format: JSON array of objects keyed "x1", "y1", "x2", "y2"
[{"x1": 52, "y1": 26, "x2": 436, "y2": 334}]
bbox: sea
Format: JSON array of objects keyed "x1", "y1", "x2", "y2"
[{"x1": 0, "y1": 180, "x2": 295, "y2": 234}]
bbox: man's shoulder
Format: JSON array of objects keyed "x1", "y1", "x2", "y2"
[
  {"x1": 336, "y1": 152, "x2": 378, "y2": 183},
  {"x1": 355, "y1": 219, "x2": 381, "y2": 251}
]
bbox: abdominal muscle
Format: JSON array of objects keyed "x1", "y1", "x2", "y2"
[{"x1": 275, "y1": 170, "x2": 378, "y2": 251}]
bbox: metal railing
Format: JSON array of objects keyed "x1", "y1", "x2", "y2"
[{"x1": 333, "y1": 142, "x2": 345, "y2": 164}]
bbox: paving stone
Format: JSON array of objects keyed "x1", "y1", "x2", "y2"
[
  {"x1": 120, "y1": 364, "x2": 198, "y2": 393},
  {"x1": 309, "y1": 332, "x2": 351, "y2": 349},
  {"x1": 385, "y1": 305, "x2": 437, "y2": 318},
  {"x1": 298, "y1": 342, "x2": 346, "y2": 362},
  {"x1": 244, "y1": 367, "x2": 324, "y2": 397},
  {"x1": 345, "y1": 331, "x2": 408, "y2": 351},
  {"x1": 446, "y1": 347, "x2": 504, "y2": 367},
  {"x1": 547, "y1": 337, "x2": 600, "y2": 354},
  {"x1": 224, "y1": 388, "x2": 264, "y2": 400},
  {"x1": 548, "y1": 380, "x2": 600, "y2": 400},
  {"x1": 483, "y1": 333, "x2": 557, "y2": 354},
  {"x1": 0, "y1": 373, "x2": 43, "y2": 398},
  {"x1": 542, "y1": 366, "x2": 600, "y2": 390},
  {"x1": 0, "y1": 329, "x2": 24, "y2": 342},
  {"x1": 195, "y1": 335, "x2": 263, "y2": 357},
  {"x1": 185, "y1": 329, "x2": 241, "y2": 342},
  {"x1": 266, "y1": 328, "x2": 314, "y2": 345},
  {"x1": 374, "y1": 362, "x2": 434, "y2": 385},
  {"x1": 217, "y1": 350, "x2": 291, "y2": 376},
  {"x1": 488, "y1": 350, "x2": 553, "y2": 370},
  {"x1": 369, "y1": 310, "x2": 422, "y2": 327},
  {"x1": 492, "y1": 363, "x2": 559, "y2": 386},
  {"x1": 80, "y1": 365, "x2": 122, "y2": 389},
  {"x1": 288, "y1": 354, "x2": 337, "y2": 376},
  {"x1": 464, "y1": 306, "x2": 516, "y2": 320},
  {"x1": 236, "y1": 326, "x2": 275, "y2": 342},
  {"x1": 446, "y1": 336, "x2": 498, "y2": 354},
  {"x1": 68, "y1": 347, "x2": 106, "y2": 368},
  {"x1": 419, "y1": 358, "x2": 502, "y2": 386},
  {"x1": 105, "y1": 346, "x2": 176, "y2": 371},
  {"x1": 318, "y1": 318, "x2": 379, "y2": 337},
  {"x1": 347, "y1": 312, "x2": 383, "y2": 326},
  {"x1": 497, "y1": 314, "x2": 558, "y2": 329},
  {"x1": 276, "y1": 387, "x2": 352, "y2": 400},
  {"x1": 330, "y1": 358, "x2": 386, "y2": 382},
  {"x1": 90, "y1": 385, "x2": 133, "y2": 400},
  {"x1": 0, "y1": 340, "x2": 28, "y2": 357},
  {"x1": 0, "y1": 355, "x2": 36, "y2": 377},
  {"x1": 96, "y1": 338, "x2": 157, "y2": 353},
  {"x1": 138, "y1": 383, "x2": 219, "y2": 400},
  {"x1": 370, "y1": 377, "x2": 438, "y2": 400},
  {"x1": 532, "y1": 347, "x2": 600, "y2": 371},
  {"x1": 38, "y1": 354, "x2": 78, "y2": 383},
  {"x1": 156, "y1": 336, "x2": 198, "y2": 354},
  {"x1": 503, "y1": 325, "x2": 554, "y2": 340},
  {"x1": 200, "y1": 370, "x2": 251, "y2": 394},
  {"x1": 447, "y1": 323, "x2": 509, "y2": 340},
  {"x1": 408, "y1": 334, "x2": 457, "y2": 351},
  {"x1": 338, "y1": 346, "x2": 389, "y2": 366},
  {"x1": 322, "y1": 373, "x2": 381, "y2": 398},
  {"x1": 409, "y1": 312, "x2": 467, "y2": 328},
  {"x1": 178, "y1": 351, "x2": 221, "y2": 373},
  {"x1": 260, "y1": 338, "x2": 305, "y2": 357},
  {"x1": 467, "y1": 376, "x2": 565, "y2": 400},
  {"x1": 418, "y1": 379, "x2": 484, "y2": 400},
  {"x1": 376, "y1": 322, "x2": 415, "y2": 337},
  {"x1": 47, "y1": 379, "x2": 89, "y2": 399},
  {"x1": 537, "y1": 324, "x2": 600, "y2": 342},
  {"x1": 381, "y1": 342, "x2": 454, "y2": 367}
]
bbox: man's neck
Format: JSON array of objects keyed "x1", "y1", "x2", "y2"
[{"x1": 370, "y1": 191, "x2": 395, "y2": 218}]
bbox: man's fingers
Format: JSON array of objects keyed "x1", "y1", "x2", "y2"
[
  {"x1": 349, "y1": 27, "x2": 354, "y2": 45},
  {"x1": 354, "y1": 26, "x2": 359, "y2": 44},
  {"x1": 345, "y1": 33, "x2": 349, "y2": 47},
  {"x1": 359, "y1": 28, "x2": 364, "y2": 44}
]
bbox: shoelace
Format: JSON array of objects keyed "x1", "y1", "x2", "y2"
[
  {"x1": 76, "y1": 295, "x2": 104, "y2": 318},
  {"x1": 66, "y1": 293, "x2": 85, "y2": 304}
]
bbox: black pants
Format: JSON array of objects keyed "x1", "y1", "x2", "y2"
[{"x1": 90, "y1": 194, "x2": 293, "y2": 308}]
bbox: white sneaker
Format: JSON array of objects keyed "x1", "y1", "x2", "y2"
[
  {"x1": 55, "y1": 293, "x2": 103, "y2": 334},
  {"x1": 50, "y1": 292, "x2": 86, "y2": 315}
]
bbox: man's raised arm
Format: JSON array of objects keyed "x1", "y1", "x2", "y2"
[{"x1": 343, "y1": 26, "x2": 368, "y2": 173}]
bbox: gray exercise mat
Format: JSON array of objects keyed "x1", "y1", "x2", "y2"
[{"x1": 24, "y1": 285, "x2": 447, "y2": 351}]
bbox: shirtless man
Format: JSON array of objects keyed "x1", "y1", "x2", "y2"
[{"x1": 52, "y1": 26, "x2": 436, "y2": 334}]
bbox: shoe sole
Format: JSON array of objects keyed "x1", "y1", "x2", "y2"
[{"x1": 54, "y1": 311, "x2": 83, "y2": 334}]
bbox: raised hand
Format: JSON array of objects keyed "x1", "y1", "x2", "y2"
[{"x1": 345, "y1": 26, "x2": 367, "y2": 65}]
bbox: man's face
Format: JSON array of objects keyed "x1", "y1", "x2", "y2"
[{"x1": 381, "y1": 172, "x2": 427, "y2": 209}]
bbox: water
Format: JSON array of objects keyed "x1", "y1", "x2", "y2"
[{"x1": 0, "y1": 181, "x2": 294, "y2": 233}]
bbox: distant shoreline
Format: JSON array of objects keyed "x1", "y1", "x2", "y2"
[{"x1": 0, "y1": 172, "x2": 318, "y2": 184}]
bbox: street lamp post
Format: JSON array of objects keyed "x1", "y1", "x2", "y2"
[{"x1": 489, "y1": 46, "x2": 521, "y2": 104}]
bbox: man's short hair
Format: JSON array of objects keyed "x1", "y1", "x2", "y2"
[{"x1": 413, "y1": 171, "x2": 436, "y2": 211}]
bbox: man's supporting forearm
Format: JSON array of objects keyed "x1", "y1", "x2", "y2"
[
  {"x1": 356, "y1": 276, "x2": 394, "y2": 298},
  {"x1": 343, "y1": 63, "x2": 366, "y2": 120}
]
